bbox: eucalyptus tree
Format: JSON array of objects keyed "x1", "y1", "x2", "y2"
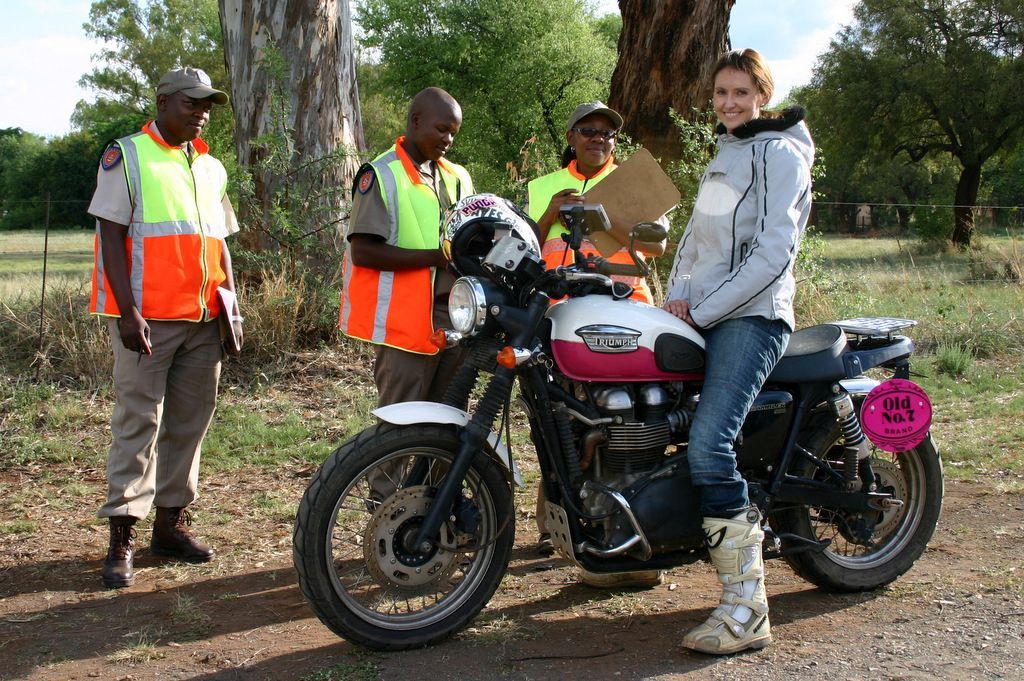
[{"x1": 219, "y1": 0, "x2": 364, "y2": 251}]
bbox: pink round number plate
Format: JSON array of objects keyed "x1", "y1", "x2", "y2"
[{"x1": 860, "y1": 379, "x2": 933, "y2": 453}]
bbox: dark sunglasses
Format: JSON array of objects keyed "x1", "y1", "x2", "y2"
[{"x1": 571, "y1": 127, "x2": 617, "y2": 141}]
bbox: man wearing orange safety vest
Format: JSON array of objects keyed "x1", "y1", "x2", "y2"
[
  {"x1": 88, "y1": 67, "x2": 239, "y2": 588},
  {"x1": 340, "y1": 87, "x2": 473, "y2": 407}
]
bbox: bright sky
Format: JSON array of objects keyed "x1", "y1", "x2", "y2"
[{"x1": 1, "y1": 0, "x2": 857, "y2": 138}]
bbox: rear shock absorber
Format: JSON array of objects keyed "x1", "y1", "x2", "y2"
[{"x1": 828, "y1": 385, "x2": 871, "y2": 491}]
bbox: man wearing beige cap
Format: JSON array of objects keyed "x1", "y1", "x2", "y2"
[{"x1": 88, "y1": 66, "x2": 239, "y2": 588}]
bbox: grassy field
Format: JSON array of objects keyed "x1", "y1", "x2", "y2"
[
  {"x1": 1, "y1": 228, "x2": 1022, "y2": 496},
  {"x1": 0, "y1": 228, "x2": 94, "y2": 303}
]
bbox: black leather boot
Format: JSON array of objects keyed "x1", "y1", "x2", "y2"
[
  {"x1": 151, "y1": 507, "x2": 215, "y2": 562},
  {"x1": 102, "y1": 516, "x2": 137, "y2": 588}
]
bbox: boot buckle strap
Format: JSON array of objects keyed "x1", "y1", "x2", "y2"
[
  {"x1": 720, "y1": 565, "x2": 764, "y2": 585},
  {"x1": 719, "y1": 591, "x2": 769, "y2": 614}
]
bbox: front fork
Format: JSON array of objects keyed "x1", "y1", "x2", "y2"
[{"x1": 411, "y1": 291, "x2": 550, "y2": 552}]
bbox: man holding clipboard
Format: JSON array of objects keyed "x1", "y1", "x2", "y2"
[{"x1": 87, "y1": 67, "x2": 238, "y2": 588}]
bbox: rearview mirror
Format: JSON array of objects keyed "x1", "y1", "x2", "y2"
[{"x1": 631, "y1": 221, "x2": 668, "y2": 243}]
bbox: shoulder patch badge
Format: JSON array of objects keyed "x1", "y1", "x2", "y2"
[
  {"x1": 101, "y1": 145, "x2": 122, "y2": 171},
  {"x1": 356, "y1": 169, "x2": 375, "y2": 195}
]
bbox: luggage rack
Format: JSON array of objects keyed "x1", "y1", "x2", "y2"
[{"x1": 832, "y1": 317, "x2": 917, "y2": 339}]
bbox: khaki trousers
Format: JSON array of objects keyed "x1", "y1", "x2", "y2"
[
  {"x1": 368, "y1": 344, "x2": 466, "y2": 500},
  {"x1": 98, "y1": 319, "x2": 222, "y2": 520},
  {"x1": 373, "y1": 344, "x2": 466, "y2": 408}
]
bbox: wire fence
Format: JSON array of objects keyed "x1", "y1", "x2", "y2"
[
  {"x1": 812, "y1": 200, "x2": 1024, "y2": 235},
  {"x1": 2, "y1": 195, "x2": 1020, "y2": 375},
  {"x1": 3, "y1": 195, "x2": 1023, "y2": 235}
]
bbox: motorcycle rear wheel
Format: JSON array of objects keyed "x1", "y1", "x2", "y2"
[
  {"x1": 772, "y1": 428, "x2": 943, "y2": 592},
  {"x1": 293, "y1": 423, "x2": 514, "y2": 650}
]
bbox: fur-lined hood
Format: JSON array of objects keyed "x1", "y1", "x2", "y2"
[{"x1": 715, "y1": 106, "x2": 814, "y2": 169}]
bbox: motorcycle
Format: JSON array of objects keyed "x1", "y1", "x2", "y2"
[{"x1": 293, "y1": 194, "x2": 943, "y2": 650}]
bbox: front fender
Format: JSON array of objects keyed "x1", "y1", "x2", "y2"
[{"x1": 373, "y1": 401, "x2": 524, "y2": 487}]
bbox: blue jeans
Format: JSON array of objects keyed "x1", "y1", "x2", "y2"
[{"x1": 687, "y1": 316, "x2": 790, "y2": 517}]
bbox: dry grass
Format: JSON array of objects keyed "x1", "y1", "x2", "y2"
[
  {"x1": 0, "y1": 285, "x2": 112, "y2": 388},
  {"x1": 105, "y1": 628, "x2": 165, "y2": 665},
  {"x1": 457, "y1": 614, "x2": 539, "y2": 645}
]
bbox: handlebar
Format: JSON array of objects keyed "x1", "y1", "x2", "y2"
[
  {"x1": 545, "y1": 267, "x2": 634, "y2": 300},
  {"x1": 555, "y1": 267, "x2": 614, "y2": 287},
  {"x1": 596, "y1": 261, "x2": 643, "y2": 277}
]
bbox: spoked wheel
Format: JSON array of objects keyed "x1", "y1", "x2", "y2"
[
  {"x1": 293, "y1": 423, "x2": 515, "y2": 650},
  {"x1": 772, "y1": 429, "x2": 943, "y2": 592}
]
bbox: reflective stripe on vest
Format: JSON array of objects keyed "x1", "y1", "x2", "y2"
[
  {"x1": 526, "y1": 159, "x2": 616, "y2": 228},
  {"x1": 90, "y1": 123, "x2": 229, "y2": 321},
  {"x1": 339, "y1": 140, "x2": 473, "y2": 354},
  {"x1": 528, "y1": 161, "x2": 652, "y2": 304}
]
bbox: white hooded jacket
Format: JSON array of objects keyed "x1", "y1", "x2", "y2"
[{"x1": 667, "y1": 107, "x2": 815, "y2": 331}]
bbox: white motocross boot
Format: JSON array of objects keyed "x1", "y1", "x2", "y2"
[{"x1": 682, "y1": 508, "x2": 771, "y2": 654}]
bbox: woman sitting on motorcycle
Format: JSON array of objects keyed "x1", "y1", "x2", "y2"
[{"x1": 663, "y1": 48, "x2": 815, "y2": 654}]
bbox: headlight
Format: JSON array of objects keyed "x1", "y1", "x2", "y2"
[{"x1": 448, "y1": 277, "x2": 488, "y2": 337}]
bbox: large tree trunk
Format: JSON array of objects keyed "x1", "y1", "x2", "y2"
[
  {"x1": 219, "y1": 0, "x2": 364, "y2": 251},
  {"x1": 609, "y1": 0, "x2": 734, "y2": 162},
  {"x1": 951, "y1": 163, "x2": 981, "y2": 248}
]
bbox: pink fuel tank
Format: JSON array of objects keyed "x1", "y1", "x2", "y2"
[{"x1": 546, "y1": 296, "x2": 706, "y2": 382}]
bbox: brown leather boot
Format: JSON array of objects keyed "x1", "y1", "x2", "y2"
[
  {"x1": 102, "y1": 517, "x2": 137, "y2": 588},
  {"x1": 151, "y1": 507, "x2": 215, "y2": 563}
]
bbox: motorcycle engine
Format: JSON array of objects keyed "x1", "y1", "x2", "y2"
[
  {"x1": 572, "y1": 382, "x2": 701, "y2": 553},
  {"x1": 590, "y1": 384, "x2": 673, "y2": 478}
]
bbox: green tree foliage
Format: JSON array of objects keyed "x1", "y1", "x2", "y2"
[
  {"x1": 0, "y1": 128, "x2": 100, "y2": 230},
  {"x1": 802, "y1": 0, "x2": 1024, "y2": 246},
  {"x1": 0, "y1": 0, "x2": 238, "y2": 232},
  {"x1": 0, "y1": 129, "x2": 47, "y2": 230},
  {"x1": 355, "y1": 0, "x2": 618, "y2": 197},
  {"x1": 665, "y1": 107, "x2": 717, "y2": 223},
  {"x1": 76, "y1": 0, "x2": 224, "y2": 126},
  {"x1": 75, "y1": 0, "x2": 233, "y2": 180},
  {"x1": 985, "y1": 146, "x2": 1024, "y2": 229}
]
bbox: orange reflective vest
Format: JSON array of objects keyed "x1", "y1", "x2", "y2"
[
  {"x1": 339, "y1": 138, "x2": 473, "y2": 354},
  {"x1": 527, "y1": 159, "x2": 652, "y2": 304},
  {"x1": 90, "y1": 122, "x2": 229, "y2": 321}
]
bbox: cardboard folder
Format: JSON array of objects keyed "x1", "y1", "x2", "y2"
[
  {"x1": 217, "y1": 287, "x2": 243, "y2": 355},
  {"x1": 582, "y1": 148, "x2": 680, "y2": 256}
]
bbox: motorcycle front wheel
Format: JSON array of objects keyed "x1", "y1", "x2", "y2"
[
  {"x1": 771, "y1": 428, "x2": 943, "y2": 592},
  {"x1": 293, "y1": 423, "x2": 515, "y2": 650}
]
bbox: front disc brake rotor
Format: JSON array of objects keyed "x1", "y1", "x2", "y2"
[{"x1": 362, "y1": 486, "x2": 458, "y2": 591}]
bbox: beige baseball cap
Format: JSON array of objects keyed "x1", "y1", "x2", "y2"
[
  {"x1": 567, "y1": 101, "x2": 623, "y2": 131},
  {"x1": 156, "y1": 67, "x2": 229, "y2": 105}
]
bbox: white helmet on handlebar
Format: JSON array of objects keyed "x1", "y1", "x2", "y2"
[{"x1": 443, "y1": 193, "x2": 541, "y2": 277}]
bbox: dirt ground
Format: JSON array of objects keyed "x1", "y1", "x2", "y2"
[{"x1": 2, "y1": 473, "x2": 1022, "y2": 681}]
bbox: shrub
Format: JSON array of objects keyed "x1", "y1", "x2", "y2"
[
  {"x1": 934, "y1": 342, "x2": 974, "y2": 378},
  {"x1": 231, "y1": 263, "x2": 341, "y2": 371},
  {"x1": 0, "y1": 284, "x2": 111, "y2": 388}
]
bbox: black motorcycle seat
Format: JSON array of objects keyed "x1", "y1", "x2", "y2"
[{"x1": 768, "y1": 324, "x2": 849, "y2": 383}]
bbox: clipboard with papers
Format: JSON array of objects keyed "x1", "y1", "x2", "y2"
[
  {"x1": 216, "y1": 286, "x2": 243, "y2": 355},
  {"x1": 581, "y1": 148, "x2": 680, "y2": 256}
]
